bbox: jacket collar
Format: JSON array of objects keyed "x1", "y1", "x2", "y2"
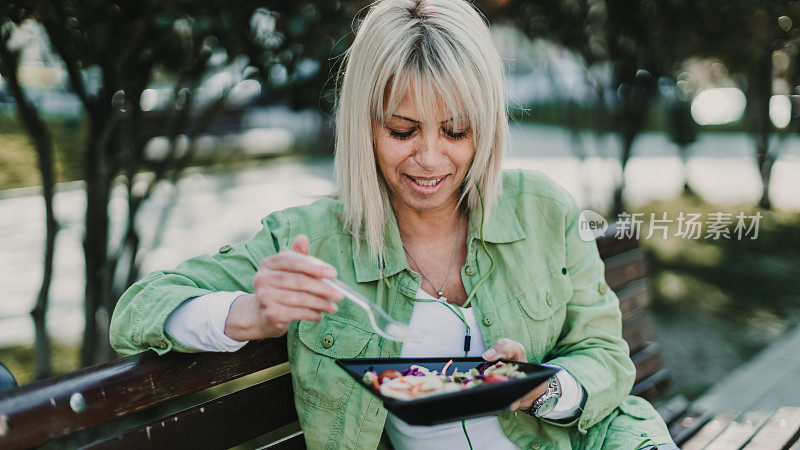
[{"x1": 353, "y1": 194, "x2": 525, "y2": 283}]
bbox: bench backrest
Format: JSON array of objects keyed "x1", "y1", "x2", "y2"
[{"x1": 0, "y1": 223, "x2": 664, "y2": 449}]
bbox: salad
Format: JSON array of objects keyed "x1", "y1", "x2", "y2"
[{"x1": 362, "y1": 360, "x2": 526, "y2": 400}]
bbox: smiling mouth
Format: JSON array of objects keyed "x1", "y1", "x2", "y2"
[{"x1": 405, "y1": 174, "x2": 446, "y2": 187}]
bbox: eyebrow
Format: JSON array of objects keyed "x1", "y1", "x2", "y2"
[{"x1": 391, "y1": 114, "x2": 459, "y2": 125}]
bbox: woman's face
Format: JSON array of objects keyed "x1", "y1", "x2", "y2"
[{"x1": 374, "y1": 90, "x2": 474, "y2": 215}]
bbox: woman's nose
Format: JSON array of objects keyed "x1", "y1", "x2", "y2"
[{"x1": 414, "y1": 133, "x2": 443, "y2": 170}]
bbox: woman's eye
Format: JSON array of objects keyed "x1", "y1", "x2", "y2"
[
  {"x1": 444, "y1": 128, "x2": 469, "y2": 140},
  {"x1": 389, "y1": 128, "x2": 414, "y2": 139}
]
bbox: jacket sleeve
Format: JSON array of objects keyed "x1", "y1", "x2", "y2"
[
  {"x1": 542, "y1": 194, "x2": 636, "y2": 434},
  {"x1": 109, "y1": 211, "x2": 289, "y2": 356}
]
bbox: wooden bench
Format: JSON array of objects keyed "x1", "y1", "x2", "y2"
[
  {"x1": 0, "y1": 222, "x2": 670, "y2": 449},
  {"x1": 657, "y1": 402, "x2": 800, "y2": 449}
]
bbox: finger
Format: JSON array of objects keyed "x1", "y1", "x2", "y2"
[
  {"x1": 271, "y1": 287, "x2": 339, "y2": 314},
  {"x1": 482, "y1": 345, "x2": 501, "y2": 361},
  {"x1": 266, "y1": 302, "x2": 324, "y2": 324},
  {"x1": 516, "y1": 381, "x2": 548, "y2": 411},
  {"x1": 267, "y1": 270, "x2": 344, "y2": 302},
  {"x1": 284, "y1": 305, "x2": 325, "y2": 322},
  {"x1": 263, "y1": 252, "x2": 337, "y2": 279},
  {"x1": 518, "y1": 397, "x2": 534, "y2": 411},
  {"x1": 482, "y1": 338, "x2": 526, "y2": 362},
  {"x1": 292, "y1": 235, "x2": 310, "y2": 255},
  {"x1": 509, "y1": 399, "x2": 521, "y2": 412}
]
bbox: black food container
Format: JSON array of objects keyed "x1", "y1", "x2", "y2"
[{"x1": 335, "y1": 357, "x2": 557, "y2": 425}]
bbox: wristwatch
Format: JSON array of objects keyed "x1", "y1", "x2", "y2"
[{"x1": 528, "y1": 375, "x2": 561, "y2": 417}]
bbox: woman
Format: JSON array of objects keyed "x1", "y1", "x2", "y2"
[{"x1": 111, "y1": 0, "x2": 676, "y2": 448}]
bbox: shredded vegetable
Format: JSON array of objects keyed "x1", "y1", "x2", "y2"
[{"x1": 363, "y1": 360, "x2": 526, "y2": 400}]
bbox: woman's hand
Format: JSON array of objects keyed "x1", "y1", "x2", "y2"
[
  {"x1": 482, "y1": 338, "x2": 552, "y2": 412},
  {"x1": 224, "y1": 235, "x2": 344, "y2": 341}
]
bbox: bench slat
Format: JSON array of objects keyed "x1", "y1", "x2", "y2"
[
  {"x1": 604, "y1": 249, "x2": 649, "y2": 292},
  {"x1": 631, "y1": 342, "x2": 662, "y2": 384},
  {"x1": 596, "y1": 223, "x2": 640, "y2": 259},
  {"x1": 704, "y1": 411, "x2": 771, "y2": 450},
  {"x1": 630, "y1": 369, "x2": 669, "y2": 402},
  {"x1": 790, "y1": 433, "x2": 800, "y2": 450},
  {"x1": 680, "y1": 413, "x2": 735, "y2": 450},
  {"x1": 669, "y1": 410, "x2": 713, "y2": 447},
  {"x1": 618, "y1": 279, "x2": 651, "y2": 323},
  {"x1": 265, "y1": 432, "x2": 306, "y2": 449},
  {"x1": 656, "y1": 395, "x2": 690, "y2": 427},
  {"x1": 741, "y1": 407, "x2": 800, "y2": 450},
  {"x1": 622, "y1": 314, "x2": 655, "y2": 354},
  {"x1": 0, "y1": 338, "x2": 287, "y2": 449},
  {"x1": 87, "y1": 373, "x2": 297, "y2": 449}
]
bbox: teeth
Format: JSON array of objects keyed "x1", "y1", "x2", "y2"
[{"x1": 412, "y1": 177, "x2": 442, "y2": 186}]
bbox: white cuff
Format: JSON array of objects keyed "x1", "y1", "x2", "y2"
[
  {"x1": 164, "y1": 291, "x2": 249, "y2": 352},
  {"x1": 540, "y1": 365, "x2": 585, "y2": 420}
]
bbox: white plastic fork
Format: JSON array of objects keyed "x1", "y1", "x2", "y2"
[{"x1": 322, "y1": 278, "x2": 423, "y2": 343}]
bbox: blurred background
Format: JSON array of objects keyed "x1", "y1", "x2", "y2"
[{"x1": 0, "y1": 0, "x2": 798, "y2": 408}]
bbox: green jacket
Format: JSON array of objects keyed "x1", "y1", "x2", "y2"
[{"x1": 110, "y1": 169, "x2": 671, "y2": 449}]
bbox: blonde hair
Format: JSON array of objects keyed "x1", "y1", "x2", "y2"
[{"x1": 334, "y1": 0, "x2": 507, "y2": 262}]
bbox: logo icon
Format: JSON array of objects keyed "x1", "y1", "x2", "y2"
[{"x1": 578, "y1": 209, "x2": 608, "y2": 241}]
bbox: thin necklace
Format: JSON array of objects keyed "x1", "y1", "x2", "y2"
[{"x1": 402, "y1": 215, "x2": 464, "y2": 302}]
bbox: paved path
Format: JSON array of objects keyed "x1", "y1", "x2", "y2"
[
  {"x1": 0, "y1": 123, "x2": 799, "y2": 345},
  {"x1": 693, "y1": 323, "x2": 800, "y2": 414}
]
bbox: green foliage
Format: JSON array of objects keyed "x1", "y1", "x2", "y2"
[{"x1": 640, "y1": 197, "x2": 800, "y2": 321}]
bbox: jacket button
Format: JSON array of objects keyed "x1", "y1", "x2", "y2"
[
  {"x1": 158, "y1": 340, "x2": 168, "y2": 350},
  {"x1": 465, "y1": 266, "x2": 475, "y2": 276},
  {"x1": 321, "y1": 334, "x2": 334, "y2": 349},
  {"x1": 546, "y1": 293, "x2": 553, "y2": 307},
  {"x1": 218, "y1": 244, "x2": 233, "y2": 254},
  {"x1": 483, "y1": 317, "x2": 493, "y2": 326},
  {"x1": 531, "y1": 443, "x2": 541, "y2": 450},
  {"x1": 598, "y1": 282, "x2": 608, "y2": 295}
]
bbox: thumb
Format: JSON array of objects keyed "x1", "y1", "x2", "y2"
[
  {"x1": 482, "y1": 347, "x2": 499, "y2": 361},
  {"x1": 292, "y1": 235, "x2": 310, "y2": 255}
]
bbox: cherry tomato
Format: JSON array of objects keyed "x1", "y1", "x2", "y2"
[
  {"x1": 483, "y1": 374, "x2": 509, "y2": 384},
  {"x1": 378, "y1": 369, "x2": 402, "y2": 383}
]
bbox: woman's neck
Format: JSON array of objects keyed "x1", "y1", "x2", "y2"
[{"x1": 392, "y1": 197, "x2": 466, "y2": 244}]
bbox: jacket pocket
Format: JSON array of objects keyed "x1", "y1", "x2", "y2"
[
  {"x1": 508, "y1": 263, "x2": 573, "y2": 360},
  {"x1": 293, "y1": 315, "x2": 374, "y2": 410},
  {"x1": 518, "y1": 263, "x2": 573, "y2": 321}
]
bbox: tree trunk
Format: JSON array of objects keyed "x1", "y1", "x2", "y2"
[
  {"x1": 678, "y1": 144, "x2": 697, "y2": 197},
  {"x1": 612, "y1": 128, "x2": 635, "y2": 217},
  {"x1": 611, "y1": 68, "x2": 654, "y2": 217},
  {"x1": 0, "y1": 30, "x2": 58, "y2": 379},
  {"x1": 81, "y1": 122, "x2": 113, "y2": 366},
  {"x1": 750, "y1": 53, "x2": 773, "y2": 210}
]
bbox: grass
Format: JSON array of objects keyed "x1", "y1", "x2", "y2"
[
  {"x1": 0, "y1": 114, "x2": 86, "y2": 190},
  {"x1": 632, "y1": 193, "x2": 800, "y2": 400},
  {"x1": 0, "y1": 340, "x2": 81, "y2": 386}
]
